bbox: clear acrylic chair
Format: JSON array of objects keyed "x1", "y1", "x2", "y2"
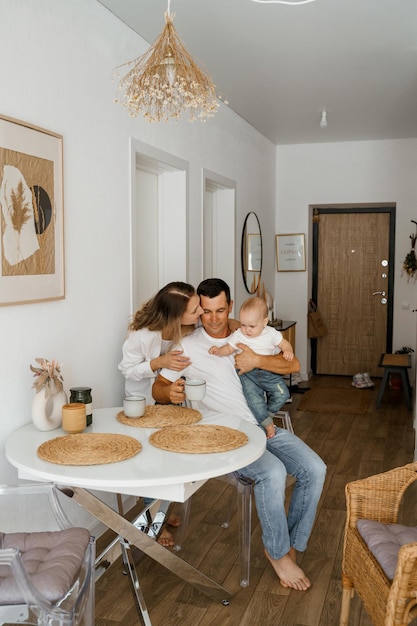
[
  {"x1": 274, "y1": 409, "x2": 294, "y2": 433},
  {"x1": 173, "y1": 471, "x2": 253, "y2": 587},
  {"x1": 0, "y1": 483, "x2": 95, "y2": 626},
  {"x1": 174, "y1": 410, "x2": 294, "y2": 588}
]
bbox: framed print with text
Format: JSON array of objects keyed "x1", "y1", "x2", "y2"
[
  {"x1": 0, "y1": 114, "x2": 64, "y2": 305},
  {"x1": 276, "y1": 233, "x2": 306, "y2": 272}
]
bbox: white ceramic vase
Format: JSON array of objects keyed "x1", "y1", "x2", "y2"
[{"x1": 31, "y1": 383, "x2": 68, "y2": 431}]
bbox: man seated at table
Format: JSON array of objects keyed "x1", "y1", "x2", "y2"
[{"x1": 152, "y1": 278, "x2": 326, "y2": 591}]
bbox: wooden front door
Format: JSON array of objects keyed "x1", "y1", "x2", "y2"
[{"x1": 313, "y1": 208, "x2": 395, "y2": 377}]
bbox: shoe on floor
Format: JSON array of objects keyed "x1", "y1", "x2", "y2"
[
  {"x1": 362, "y1": 372, "x2": 375, "y2": 388},
  {"x1": 352, "y1": 373, "x2": 368, "y2": 389}
]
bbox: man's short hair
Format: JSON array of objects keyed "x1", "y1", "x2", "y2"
[{"x1": 197, "y1": 278, "x2": 231, "y2": 304}]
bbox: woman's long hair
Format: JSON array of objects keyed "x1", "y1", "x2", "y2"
[{"x1": 128, "y1": 282, "x2": 195, "y2": 344}]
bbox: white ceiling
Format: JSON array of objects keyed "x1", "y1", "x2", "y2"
[{"x1": 98, "y1": 0, "x2": 417, "y2": 145}]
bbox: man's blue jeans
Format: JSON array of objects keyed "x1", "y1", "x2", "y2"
[
  {"x1": 239, "y1": 368, "x2": 290, "y2": 427},
  {"x1": 238, "y1": 426, "x2": 326, "y2": 560}
]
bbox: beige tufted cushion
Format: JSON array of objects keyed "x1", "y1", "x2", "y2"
[
  {"x1": 357, "y1": 519, "x2": 417, "y2": 581},
  {"x1": 0, "y1": 527, "x2": 90, "y2": 604}
]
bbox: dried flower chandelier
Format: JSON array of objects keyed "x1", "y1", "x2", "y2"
[{"x1": 114, "y1": 0, "x2": 219, "y2": 123}]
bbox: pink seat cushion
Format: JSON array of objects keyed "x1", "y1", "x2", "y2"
[
  {"x1": 357, "y1": 519, "x2": 417, "y2": 581},
  {"x1": 0, "y1": 528, "x2": 90, "y2": 604}
]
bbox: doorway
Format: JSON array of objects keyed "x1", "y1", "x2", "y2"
[
  {"x1": 130, "y1": 142, "x2": 237, "y2": 316},
  {"x1": 131, "y1": 140, "x2": 188, "y2": 313},
  {"x1": 203, "y1": 169, "x2": 236, "y2": 303},
  {"x1": 311, "y1": 206, "x2": 395, "y2": 377}
]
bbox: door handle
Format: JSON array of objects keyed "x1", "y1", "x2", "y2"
[{"x1": 372, "y1": 291, "x2": 386, "y2": 296}]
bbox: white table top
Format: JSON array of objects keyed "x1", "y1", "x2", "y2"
[{"x1": 6, "y1": 407, "x2": 266, "y2": 502}]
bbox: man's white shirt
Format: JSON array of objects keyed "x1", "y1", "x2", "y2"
[{"x1": 159, "y1": 326, "x2": 258, "y2": 425}]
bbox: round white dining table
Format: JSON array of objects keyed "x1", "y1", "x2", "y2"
[
  {"x1": 6, "y1": 407, "x2": 266, "y2": 621},
  {"x1": 6, "y1": 407, "x2": 266, "y2": 501}
]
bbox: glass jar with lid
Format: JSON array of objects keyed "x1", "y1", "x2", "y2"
[{"x1": 69, "y1": 387, "x2": 92, "y2": 426}]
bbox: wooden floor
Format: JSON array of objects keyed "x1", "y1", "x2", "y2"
[{"x1": 94, "y1": 375, "x2": 416, "y2": 626}]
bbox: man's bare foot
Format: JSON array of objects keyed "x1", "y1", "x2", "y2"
[
  {"x1": 264, "y1": 549, "x2": 311, "y2": 591},
  {"x1": 157, "y1": 527, "x2": 175, "y2": 547},
  {"x1": 166, "y1": 513, "x2": 180, "y2": 528},
  {"x1": 289, "y1": 546, "x2": 296, "y2": 562}
]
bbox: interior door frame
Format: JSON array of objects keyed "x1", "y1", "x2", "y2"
[
  {"x1": 130, "y1": 139, "x2": 189, "y2": 313},
  {"x1": 311, "y1": 205, "x2": 396, "y2": 374}
]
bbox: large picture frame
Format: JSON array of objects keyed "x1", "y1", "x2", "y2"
[
  {"x1": 276, "y1": 233, "x2": 306, "y2": 272},
  {"x1": 0, "y1": 115, "x2": 64, "y2": 306}
]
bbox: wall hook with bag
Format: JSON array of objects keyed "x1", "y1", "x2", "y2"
[{"x1": 307, "y1": 299, "x2": 328, "y2": 338}]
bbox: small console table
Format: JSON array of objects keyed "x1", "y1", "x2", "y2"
[
  {"x1": 268, "y1": 320, "x2": 297, "y2": 393},
  {"x1": 269, "y1": 320, "x2": 296, "y2": 351}
]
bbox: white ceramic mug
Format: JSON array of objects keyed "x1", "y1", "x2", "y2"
[
  {"x1": 123, "y1": 396, "x2": 146, "y2": 418},
  {"x1": 184, "y1": 379, "x2": 206, "y2": 402}
]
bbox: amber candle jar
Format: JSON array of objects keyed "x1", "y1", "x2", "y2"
[{"x1": 62, "y1": 403, "x2": 86, "y2": 434}]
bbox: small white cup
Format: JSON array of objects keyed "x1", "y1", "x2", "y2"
[
  {"x1": 184, "y1": 379, "x2": 206, "y2": 402},
  {"x1": 123, "y1": 396, "x2": 146, "y2": 418}
]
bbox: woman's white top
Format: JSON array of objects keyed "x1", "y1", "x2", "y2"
[{"x1": 118, "y1": 328, "x2": 172, "y2": 404}]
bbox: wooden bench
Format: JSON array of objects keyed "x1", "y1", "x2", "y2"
[{"x1": 376, "y1": 353, "x2": 412, "y2": 410}]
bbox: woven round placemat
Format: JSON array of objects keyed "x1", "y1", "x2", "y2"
[
  {"x1": 116, "y1": 405, "x2": 201, "y2": 428},
  {"x1": 149, "y1": 424, "x2": 248, "y2": 454},
  {"x1": 37, "y1": 433, "x2": 142, "y2": 466}
]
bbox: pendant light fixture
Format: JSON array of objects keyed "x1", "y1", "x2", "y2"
[{"x1": 114, "y1": 0, "x2": 219, "y2": 123}]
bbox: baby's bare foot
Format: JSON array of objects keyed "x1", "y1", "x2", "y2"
[{"x1": 264, "y1": 549, "x2": 311, "y2": 591}]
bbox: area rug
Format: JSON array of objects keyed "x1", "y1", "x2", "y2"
[{"x1": 297, "y1": 387, "x2": 372, "y2": 414}]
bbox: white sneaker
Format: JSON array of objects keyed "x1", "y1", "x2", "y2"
[
  {"x1": 362, "y1": 372, "x2": 375, "y2": 388},
  {"x1": 147, "y1": 510, "x2": 166, "y2": 539},
  {"x1": 352, "y1": 373, "x2": 367, "y2": 388}
]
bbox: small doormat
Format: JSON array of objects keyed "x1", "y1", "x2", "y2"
[{"x1": 297, "y1": 387, "x2": 372, "y2": 414}]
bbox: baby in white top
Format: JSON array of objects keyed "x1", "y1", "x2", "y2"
[{"x1": 209, "y1": 296, "x2": 294, "y2": 438}]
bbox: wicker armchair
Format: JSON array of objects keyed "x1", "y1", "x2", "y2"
[{"x1": 340, "y1": 462, "x2": 417, "y2": 626}]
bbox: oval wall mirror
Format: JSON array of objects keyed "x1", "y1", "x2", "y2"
[{"x1": 241, "y1": 212, "x2": 263, "y2": 294}]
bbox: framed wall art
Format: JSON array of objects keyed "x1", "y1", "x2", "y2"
[
  {"x1": 276, "y1": 233, "x2": 306, "y2": 272},
  {"x1": 0, "y1": 114, "x2": 64, "y2": 305}
]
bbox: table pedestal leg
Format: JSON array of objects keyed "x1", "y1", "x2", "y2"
[{"x1": 59, "y1": 486, "x2": 232, "y2": 608}]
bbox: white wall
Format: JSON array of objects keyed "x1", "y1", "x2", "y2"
[
  {"x1": 275, "y1": 140, "x2": 417, "y2": 379},
  {"x1": 0, "y1": 0, "x2": 276, "y2": 483}
]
